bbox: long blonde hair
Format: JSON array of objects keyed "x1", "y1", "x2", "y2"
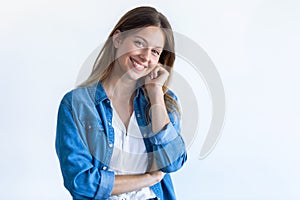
[{"x1": 78, "y1": 6, "x2": 180, "y2": 115}]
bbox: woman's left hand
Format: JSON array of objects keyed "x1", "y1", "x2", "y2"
[{"x1": 145, "y1": 63, "x2": 169, "y2": 95}]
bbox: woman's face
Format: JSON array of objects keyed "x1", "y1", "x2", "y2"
[{"x1": 113, "y1": 26, "x2": 165, "y2": 80}]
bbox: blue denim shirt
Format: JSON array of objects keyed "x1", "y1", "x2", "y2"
[{"x1": 55, "y1": 82, "x2": 187, "y2": 200}]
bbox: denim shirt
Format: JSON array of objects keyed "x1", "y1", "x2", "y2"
[{"x1": 55, "y1": 82, "x2": 187, "y2": 200}]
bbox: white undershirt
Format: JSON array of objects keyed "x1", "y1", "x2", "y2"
[{"x1": 108, "y1": 105, "x2": 156, "y2": 200}]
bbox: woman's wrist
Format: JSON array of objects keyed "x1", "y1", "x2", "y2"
[{"x1": 147, "y1": 86, "x2": 164, "y2": 102}]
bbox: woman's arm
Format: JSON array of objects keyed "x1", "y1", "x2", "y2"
[
  {"x1": 148, "y1": 89, "x2": 170, "y2": 133},
  {"x1": 145, "y1": 66, "x2": 187, "y2": 173},
  {"x1": 56, "y1": 98, "x2": 115, "y2": 199},
  {"x1": 112, "y1": 171, "x2": 165, "y2": 195},
  {"x1": 145, "y1": 65, "x2": 171, "y2": 133}
]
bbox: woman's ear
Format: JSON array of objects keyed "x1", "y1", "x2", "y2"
[{"x1": 112, "y1": 30, "x2": 122, "y2": 48}]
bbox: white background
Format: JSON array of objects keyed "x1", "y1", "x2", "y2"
[{"x1": 1, "y1": 0, "x2": 300, "y2": 199}]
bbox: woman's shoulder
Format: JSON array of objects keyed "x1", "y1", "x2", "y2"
[{"x1": 60, "y1": 84, "x2": 98, "y2": 107}]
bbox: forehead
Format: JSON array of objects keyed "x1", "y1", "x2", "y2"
[{"x1": 129, "y1": 26, "x2": 165, "y2": 48}]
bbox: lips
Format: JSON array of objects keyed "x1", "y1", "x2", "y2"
[{"x1": 130, "y1": 57, "x2": 146, "y2": 71}]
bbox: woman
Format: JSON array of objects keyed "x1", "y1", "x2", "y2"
[{"x1": 56, "y1": 6, "x2": 187, "y2": 200}]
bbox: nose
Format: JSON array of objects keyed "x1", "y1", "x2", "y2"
[{"x1": 139, "y1": 48, "x2": 151, "y2": 63}]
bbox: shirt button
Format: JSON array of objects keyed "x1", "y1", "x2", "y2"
[
  {"x1": 109, "y1": 143, "x2": 113, "y2": 148},
  {"x1": 88, "y1": 125, "x2": 91, "y2": 129},
  {"x1": 102, "y1": 166, "x2": 107, "y2": 170},
  {"x1": 108, "y1": 122, "x2": 111, "y2": 126},
  {"x1": 143, "y1": 133, "x2": 147, "y2": 137},
  {"x1": 137, "y1": 113, "x2": 141, "y2": 117}
]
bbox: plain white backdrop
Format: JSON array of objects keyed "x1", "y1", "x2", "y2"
[{"x1": 1, "y1": 0, "x2": 300, "y2": 199}]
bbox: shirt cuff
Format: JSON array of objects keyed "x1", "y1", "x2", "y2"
[
  {"x1": 149, "y1": 122, "x2": 179, "y2": 145},
  {"x1": 94, "y1": 170, "x2": 115, "y2": 199}
]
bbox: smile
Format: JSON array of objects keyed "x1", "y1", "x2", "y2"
[{"x1": 130, "y1": 57, "x2": 146, "y2": 71}]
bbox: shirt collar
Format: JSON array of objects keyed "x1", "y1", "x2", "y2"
[{"x1": 93, "y1": 81, "x2": 109, "y2": 104}]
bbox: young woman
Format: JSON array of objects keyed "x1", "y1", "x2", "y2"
[{"x1": 56, "y1": 6, "x2": 187, "y2": 200}]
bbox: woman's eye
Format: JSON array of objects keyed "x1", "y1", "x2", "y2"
[
  {"x1": 134, "y1": 41, "x2": 143, "y2": 47},
  {"x1": 152, "y1": 49, "x2": 160, "y2": 56}
]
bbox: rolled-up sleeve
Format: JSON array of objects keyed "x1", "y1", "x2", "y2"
[
  {"x1": 148, "y1": 91, "x2": 187, "y2": 173},
  {"x1": 55, "y1": 98, "x2": 114, "y2": 199}
]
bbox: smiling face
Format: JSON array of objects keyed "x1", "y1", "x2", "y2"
[{"x1": 112, "y1": 26, "x2": 165, "y2": 81}]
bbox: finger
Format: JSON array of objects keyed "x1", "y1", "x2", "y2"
[{"x1": 152, "y1": 66, "x2": 161, "y2": 79}]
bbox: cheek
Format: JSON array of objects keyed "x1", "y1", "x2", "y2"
[
  {"x1": 117, "y1": 48, "x2": 129, "y2": 58},
  {"x1": 116, "y1": 43, "x2": 136, "y2": 57},
  {"x1": 147, "y1": 62, "x2": 157, "y2": 72},
  {"x1": 150, "y1": 57, "x2": 160, "y2": 66}
]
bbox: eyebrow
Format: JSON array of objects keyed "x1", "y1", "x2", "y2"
[{"x1": 134, "y1": 35, "x2": 163, "y2": 49}]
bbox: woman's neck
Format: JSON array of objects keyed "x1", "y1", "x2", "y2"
[
  {"x1": 102, "y1": 69, "x2": 137, "y2": 129},
  {"x1": 102, "y1": 72, "x2": 137, "y2": 101}
]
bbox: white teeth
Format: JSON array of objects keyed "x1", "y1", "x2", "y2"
[{"x1": 133, "y1": 60, "x2": 144, "y2": 70}]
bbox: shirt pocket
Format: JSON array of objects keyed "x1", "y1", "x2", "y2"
[
  {"x1": 80, "y1": 118, "x2": 105, "y2": 133},
  {"x1": 77, "y1": 118, "x2": 108, "y2": 162}
]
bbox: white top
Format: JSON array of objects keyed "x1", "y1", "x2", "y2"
[{"x1": 108, "y1": 105, "x2": 156, "y2": 200}]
